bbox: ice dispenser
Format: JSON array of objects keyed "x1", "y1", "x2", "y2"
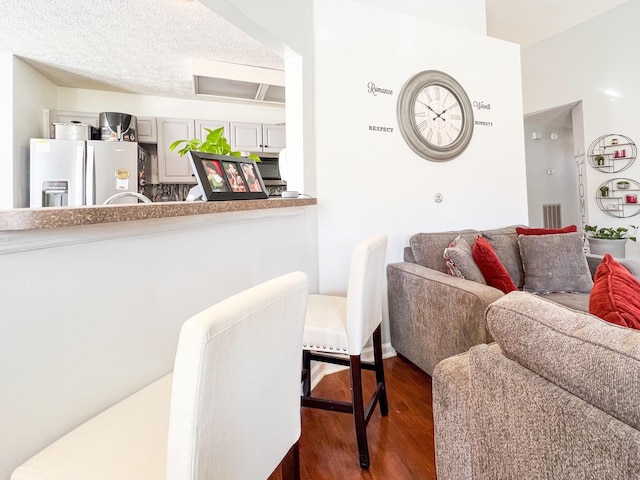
[{"x1": 41, "y1": 181, "x2": 69, "y2": 207}]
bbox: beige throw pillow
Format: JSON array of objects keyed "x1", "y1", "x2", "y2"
[{"x1": 444, "y1": 235, "x2": 487, "y2": 284}]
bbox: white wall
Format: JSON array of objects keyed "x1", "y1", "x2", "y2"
[
  {"x1": 0, "y1": 55, "x2": 54, "y2": 209},
  {"x1": 12, "y1": 58, "x2": 58, "y2": 208},
  {"x1": 0, "y1": 207, "x2": 316, "y2": 480},
  {"x1": 0, "y1": 52, "x2": 13, "y2": 208},
  {"x1": 358, "y1": 0, "x2": 487, "y2": 34},
  {"x1": 522, "y1": 0, "x2": 640, "y2": 259},
  {"x1": 313, "y1": 0, "x2": 527, "y2": 294}
]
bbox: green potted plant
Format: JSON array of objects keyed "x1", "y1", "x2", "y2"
[
  {"x1": 594, "y1": 154, "x2": 605, "y2": 166},
  {"x1": 616, "y1": 180, "x2": 630, "y2": 189},
  {"x1": 169, "y1": 126, "x2": 260, "y2": 162},
  {"x1": 599, "y1": 185, "x2": 609, "y2": 197},
  {"x1": 585, "y1": 224, "x2": 637, "y2": 257}
]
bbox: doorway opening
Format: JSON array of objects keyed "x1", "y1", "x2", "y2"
[{"x1": 524, "y1": 101, "x2": 586, "y2": 230}]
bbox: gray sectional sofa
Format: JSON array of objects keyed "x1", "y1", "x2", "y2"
[
  {"x1": 386, "y1": 225, "x2": 638, "y2": 376},
  {"x1": 433, "y1": 292, "x2": 640, "y2": 479}
]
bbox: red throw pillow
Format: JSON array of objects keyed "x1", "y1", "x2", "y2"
[
  {"x1": 471, "y1": 236, "x2": 517, "y2": 294},
  {"x1": 589, "y1": 254, "x2": 640, "y2": 330},
  {"x1": 516, "y1": 225, "x2": 577, "y2": 235}
]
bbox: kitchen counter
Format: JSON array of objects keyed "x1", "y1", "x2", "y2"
[{"x1": 0, "y1": 197, "x2": 316, "y2": 231}]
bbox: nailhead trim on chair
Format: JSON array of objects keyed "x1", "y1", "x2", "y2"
[{"x1": 303, "y1": 343, "x2": 348, "y2": 352}]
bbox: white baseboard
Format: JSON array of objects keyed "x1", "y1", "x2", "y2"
[{"x1": 309, "y1": 342, "x2": 397, "y2": 390}]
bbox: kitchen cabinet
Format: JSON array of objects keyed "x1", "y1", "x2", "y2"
[
  {"x1": 157, "y1": 117, "x2": 197, "y2": 183},
  {"x1": 230, "y1": 122, "x2": 286, "y2": 154},
  {"x1": 137, "y1": 117, "x2": 157, "y2": 143},
  {"x1": 195, "y1": 119, "x2": 230, "y2": 143},
  {"x1": 262, "y1": 124, "x2": 286, "y2": 153},
  {"x1": 156, "y1": 118, "x2": 230, "y2": 183}
]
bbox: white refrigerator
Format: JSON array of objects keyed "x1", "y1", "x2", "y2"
[{"x1": 30, "y1": 139, "x2": 140, "y2": 207}]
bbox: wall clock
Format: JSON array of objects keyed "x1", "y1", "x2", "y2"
[{"x1": 397, "y1": 70, "x2": 474, "y2": 162}]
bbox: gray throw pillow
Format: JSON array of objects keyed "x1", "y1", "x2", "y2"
[
  {"x1": 444, "y1": 235, "x2": 487, "y2": 284},
  {"x1": 518, "y1": 232, "x2": 593, "y2": 294}
]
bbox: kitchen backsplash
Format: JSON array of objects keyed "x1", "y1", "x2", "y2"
[
  {"x1": 138, "y1": 146, "x2": 192, "y2": 201},
  {"x1": 143, "y1": 183, "x2": 192, "y2": 202}
]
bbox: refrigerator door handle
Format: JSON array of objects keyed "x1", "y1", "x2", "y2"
[
  {"x1": 76, "y1": 145, "x2": 86, "y2": 206},
  {"x1": 85, "y1": 144, "x2": 95, "y2": 205}
]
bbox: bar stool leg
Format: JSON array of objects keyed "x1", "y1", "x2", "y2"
[
  {"x1": 302, "y1": 350, "x2": 311, "y2": 396},
  {"x1": 373, "y1": 325, "x2": 389, "y2": 416},
  {"x1": 349, "y1": 354, "x2": 370, "y2": 469}
]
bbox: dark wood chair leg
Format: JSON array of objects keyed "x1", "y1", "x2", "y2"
[
  {"x1": 373, "y1": 324, "x2": 389, "y2": 416},
  {"x1": 350, "y1": 354, "x2": 370, "y2": 469},
  {"x1": 280, "y1": 441, "x2": 300, "y2": 480},
  {"x1": 302, "y1": 350, "x2": 311, "y2": 397}
]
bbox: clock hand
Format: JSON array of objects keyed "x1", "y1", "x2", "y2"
[
  {"x1": 417, "y1": 100, "x2": 440, "y2": 116},
  {"x1": 438, "y1": 103, "x2": 459, "y2": 116}
]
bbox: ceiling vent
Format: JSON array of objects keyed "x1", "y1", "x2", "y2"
[{"x1": 192, "y1": 59, "x2": 285, "y2": 104}]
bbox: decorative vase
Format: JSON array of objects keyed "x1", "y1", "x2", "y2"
[{"x1": 588, "y1": 238, "x2": 627, "y2": 258}]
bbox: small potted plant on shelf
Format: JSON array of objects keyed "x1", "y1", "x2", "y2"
[
  {"x1": 600, "y1": 185, "x2": 609, "y2": 197},
  {"x1": 616, "y1": 180, "x2": 630, "y2": 189},
  {"x1": 594, "y1": 154, "x2": 605, "y2": 166},
  {"x1": 585, "y1": 224, "x2": 637, "y2": 258}
]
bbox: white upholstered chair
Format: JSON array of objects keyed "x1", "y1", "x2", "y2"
[
  {"x1": 11, "y1": 272, "x2": 308, "y2": 480},
  {"x1": 301, "y1": 234, "x2": 389, "y2": 469}
]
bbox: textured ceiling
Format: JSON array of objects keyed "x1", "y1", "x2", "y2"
[
  {"x1": 0, "y1": 0, "x2": 284, "y2": 101},
  {"x1": 485, "y1": 0, "x2": 630, "y2": 48},
  {"x1": 0, "y1": 0, "x2": 631, "y2": 102}
]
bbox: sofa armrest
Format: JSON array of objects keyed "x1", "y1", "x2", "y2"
[
  {"x1": 586, "y1": 253, "x2": 640, "y2": 278},
  {"x1": 387, "y1": 262, "x2": 504, "y2": 375},
  {"x1": 465, "y1": 344, "x2": 640, "y2": 479},
  {"x1": 432, "y1": 352, "x2": 473, "y2": 480}
]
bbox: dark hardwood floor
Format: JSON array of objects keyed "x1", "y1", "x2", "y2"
[{"x1": 269, "y1": 355, "x2": 437, "y2": 480}]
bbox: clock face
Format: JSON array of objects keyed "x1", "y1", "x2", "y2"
[
  {"x1": 413, "y1": 84, "x2": 463, "y2": 148},
  {"x1": 398, "y1": 70, "x2": 474, "y2": 162}
]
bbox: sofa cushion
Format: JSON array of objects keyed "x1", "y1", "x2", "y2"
[
  {"x1": 481, "y1": 226, "x2": 524, "y2": 288},
  {"x1": 540, "y1": 292, "x2": 590, "y2": 312},
  {"x1": 409, "y1": 229, "x2": 478, "y2": 272},
  {"x1": 518, "y1": 232, "x2": 593, "y2": 294},
  {"x1": 590, "y1": 254, "x2": 640, "y2": 330},
  {"x1": 471, "y1": 236, "x2": 517, "y2": 293},
  {"x1": 443, "y1": 235, "x2": 486, "y2": 284},
  {"x1": 516, "y1": 225, "x2": 577, "y2": 235},
  {"x1": 486, "y1": 291, "x2": 640, "y2": 431}
]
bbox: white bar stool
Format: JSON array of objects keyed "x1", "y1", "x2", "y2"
[{"x1": 301, "y1": 234, "x2": 389, "y2": 469}]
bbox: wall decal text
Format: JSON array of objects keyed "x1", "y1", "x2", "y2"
[
  {"x1": 367, "y1": 82, "x2": 393, "y2": 96},
  {"x1": 369, "y1": 125, "x2": 394, "y2": 132},
  {"x1": 473, "y1": 101, "x2": 491, "y2": 111}
]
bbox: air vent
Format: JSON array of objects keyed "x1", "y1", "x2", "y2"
[
  {"x1": 192, "y1": 58, "x2": 285, "y2": 104},
  {"x1": 542, "y1": 203, "x2": 562, "y2": 229}
]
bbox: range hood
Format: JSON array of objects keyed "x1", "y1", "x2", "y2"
[{"x1": 192, "y1": 59, "x2": 285, "y2": 104}]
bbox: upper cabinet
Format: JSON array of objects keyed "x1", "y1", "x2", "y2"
[
  {"x1": 137, "y1": 117, "x2": 157, "y2": 143},
  {"x1": 230, "y1": 122, "x2": 286, "y2": 153},
  {"x1": 261, "y1": 124, "x2": 286, "y2": 153},
  {"x1": 156, "y1": 118, "x2": 232, "y2": 184},
  {"x1": 195, "y1": 119, "x2": 230, "y2": 143},
  {"x1": 157, "y1": 117, "x2": 197, "y2": 184}
]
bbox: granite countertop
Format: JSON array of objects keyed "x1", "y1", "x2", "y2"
[{"x1": 0, "y1": 197, "x2": 317, "y2": 231}]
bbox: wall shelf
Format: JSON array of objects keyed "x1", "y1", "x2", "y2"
[
  {"x1": 596, "y1": 177, "x2": 640, "y2": 218},
  {"x1": 588, "y1": 134, "x2": 636, "y2": 173}
]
